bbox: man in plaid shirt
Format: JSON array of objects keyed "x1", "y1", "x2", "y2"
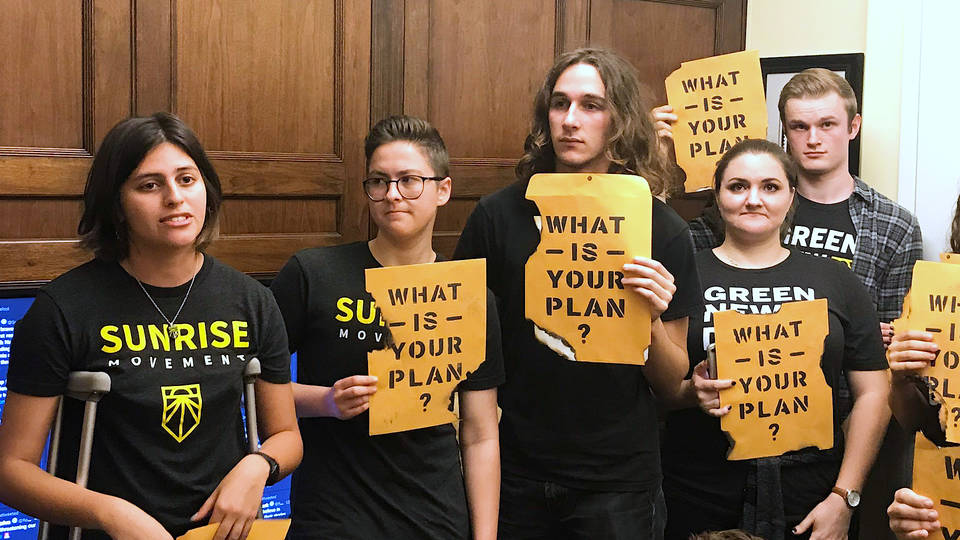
[{"x1": 659, "y1": 68, "x2": 921, "y2": 539}]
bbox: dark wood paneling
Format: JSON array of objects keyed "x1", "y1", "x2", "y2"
[
  {"x1": 175, "y1": 0, "x2": 338, "y2": 155},
  {"x1": 0, "y1": 1, "x2": 84, "y2": 149},
  {"x1": 219, "y1": 199, "x2": 339, "y2": 234},
  {"x1": 0, "y1": 200, "x2": 82, "y2": 238},
  {"x1": 0, "y1": 0, "x2": 743, "y2": 284}
]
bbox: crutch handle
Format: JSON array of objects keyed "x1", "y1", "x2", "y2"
[
  {"x1": 66, "y1": 371, "x2": 111, "y2": 401},
  {"x1": 40, "y1": 372, "x2": 111, "y2": 540},
  {"x1": 244, "y1": 358, "x2": 261, "y2": 381}
]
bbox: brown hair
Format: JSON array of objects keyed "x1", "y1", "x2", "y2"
[
  {"x1": 705, "y1": 138, "x2": 799, "y2": 242},
  {"x1": 778, "y1": 68, "x2": 859, "y2": 127},
  {"x1": 78, "y1": 112, "x2": 222, "y2": 261},
  {"x1": 364, "y1": 115, "x2": 450, "y2": 177},
  {"x1": 951, "y1": 192, "x2": 960, "y2": 253},
  {"x1": 515, "y1": 47, "x2": 674, "y2": 196}
]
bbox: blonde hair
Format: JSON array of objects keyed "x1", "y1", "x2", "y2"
[{"x1": 778, "y1": 68, "x2": 858, "y2": 127}]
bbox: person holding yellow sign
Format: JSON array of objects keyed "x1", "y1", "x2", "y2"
[
  {"x1": 659, "y1": 139, "x2": 890, "y2": 540},
  {"x1": 270, "y1": 116, "x2": 504, "y2": 540},
  {"x1": 455, "y1": 48, "x2": 702, "y2": 539}
]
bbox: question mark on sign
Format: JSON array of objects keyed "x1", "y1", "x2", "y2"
[
  {"x1": 952, "y1": 406, "x2": 960, "y2": 427},
  {"x1": 419, "y1": 393, "x2": 431, "y2": 411},
  {"x1": 578, "y1": 323, "x2": 591, "y2": 343},
  {"x1": 768, "y1": 423, "x2": 780, "y2": 441}
]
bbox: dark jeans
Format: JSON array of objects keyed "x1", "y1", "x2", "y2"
[{"x1": 498, "y1": 470, "x2": 661, "y2": 540}]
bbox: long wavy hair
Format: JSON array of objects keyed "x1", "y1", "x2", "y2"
[
  {"x1": 951, "y1": 193, "x2": 960, "y2": 253},
  {"x1": 515, "y1": 48, "x2": 674, "y2": 196}
]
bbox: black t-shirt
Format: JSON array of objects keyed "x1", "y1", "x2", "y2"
[
  {"x1": 783, "y1": 195, "x2": 857, "y2": 269},
  {"x1": 661, "y1": 249, "x2": 886, "y2": 530},
  {"x1": 7, "y1": 256, "x2": 290, "y2": 539},
  {"x1": 269, "y1": 241, "x2": 504, "y2": 540},
  {"x1": 454, "y1": 180, "x2": 702, "y2": 491}
]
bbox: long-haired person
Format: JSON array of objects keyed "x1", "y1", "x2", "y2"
[
  {"x1": 270, "y1": 116, "x2": 503, "y2": 539},
  {"x1": 455, "y1": 48, "x2": 702, "y2": 539},
  {"x1": 0, "y1": 112, "x2": 302, "y2": 540},
  {"x1": 660, "y1": 139, "x2": 890, "y2": 540}
]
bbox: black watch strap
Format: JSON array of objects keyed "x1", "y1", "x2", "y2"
[{"x1": 253, "y1": 451, "x2": 281, "y2": 486}]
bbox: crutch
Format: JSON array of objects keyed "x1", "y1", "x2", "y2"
[
  {"x1": 39, "y1": 371, "x2": 111, "y2": 540},
  {"x1": 242, "y1": 358, "x2": 265, "y2": 519}
]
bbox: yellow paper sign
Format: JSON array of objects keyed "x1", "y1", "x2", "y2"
[
  {"x1": 665, "y1": 50, "x2": 768, "y2": 192},
  {"x1": 177, "y1": 519, "x2": 291, "y2": 540},
  {"x1": 524, "y1": 173, "x2": 651, "y2": 364},
  {"x1": 366, "y1": 259, "x2": 486, "y2": 435},
  {"x1": 914, "y1": 433, "x2": 960, "y2": 540},
  {"x1": 715, "y1": 298, "x2": 832, "y2": 460},
  {"x1": 894, "y1": 260, "x2": 960, "y2": 443}
]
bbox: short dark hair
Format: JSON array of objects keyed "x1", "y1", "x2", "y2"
[
  {"x1": 705, "y1": 138, "x2": 799, "y2": 242},
  {"x1": 78, "y1": 112, "x2": 222, "y2": 261},
  {"x1": 515, "y1": 47, "x2": 675, "y2": 196},
  {"x1": 364, "y1": 115, "x2": 450, "y2": 177}
]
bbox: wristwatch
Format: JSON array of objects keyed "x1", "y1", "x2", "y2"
[
  {"x1": 253, "y1": 451, "x2": 281, "y2": 486},
  {"x1": 831, "y1": 486, "x2": 861, "y2": 508}
]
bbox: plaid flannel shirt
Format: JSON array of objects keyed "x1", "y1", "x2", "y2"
[{"x1": 688, "y1": 177, "x2": 922, "y2": 323}]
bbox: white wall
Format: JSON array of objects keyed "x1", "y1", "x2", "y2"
[
  {"x1": 746, "y1": 0, "x2": 902, "y2": 200},
  {"x1": 897, "y1": 0, "x2": 960, "y2": 260}
]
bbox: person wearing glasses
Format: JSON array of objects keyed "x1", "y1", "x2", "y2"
[{"x1": 270, "y1": 115, "x2": 504, "y2": 540}]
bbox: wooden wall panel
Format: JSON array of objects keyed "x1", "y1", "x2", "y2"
[
  {"x1": 0, "y1": 1, "x2": 84, "y2": 150},
  {"x1": 0, "y1": 0, "x2": 744, "y2": 286},
  {"x1": 414, "y1": 0, "x2": 556, "y2": 159},
  {"x1": 175, "y1": 1, "x2": 337, "y2": 155},
  {"x1": 394, "y1": 0, "x2": 562, "y2": 257}
]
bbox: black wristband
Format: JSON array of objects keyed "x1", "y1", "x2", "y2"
[{"x1": 253, "y1": 451, "x2": 281, "y2": 486}]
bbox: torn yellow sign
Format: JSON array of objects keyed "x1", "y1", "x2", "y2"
[
  {"x1": 178, "y1": 520, "x2": 290, "y2": 540},
  {"x1": 366, "y1": 259, "x2": 486, "y2": 435},
  {"x1": 715, "y1": 298, "x2": 832, "y2": 460},
  {"x1": 524, "y1": 173, "x2": 651, "y2": 364},
  {"x1": 913, "y1": 433, "x2": 960, "y2": 540},
  {"x1": 665, "y1": 50, "x2": 768, "y2": 192},
  {"x1": 893, "y1": 260, "x2": 960, "y2": 443}
]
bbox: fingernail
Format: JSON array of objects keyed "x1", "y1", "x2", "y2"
[{"x1": 791, "y1": 528, "x2": 797, "y2": 535}]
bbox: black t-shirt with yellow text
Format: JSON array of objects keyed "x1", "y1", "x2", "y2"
[
  {"x1": 270, "y1": 241, "x2": 504, "y2": 540},
  {"x1": 8, "y1": 256, "x2": 290, "y2": 539}
]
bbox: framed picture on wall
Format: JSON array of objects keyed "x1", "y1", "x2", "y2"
[{"x1": 760, "y1": 53, "x2": 865, "y2": 176}]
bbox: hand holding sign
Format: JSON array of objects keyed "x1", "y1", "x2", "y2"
[
  {"x1": 525, "y1": 173, "x2": 651, "y2": 364},
  {"x1": 665, "y1": 50, "x2": 767, "y2": 192},
  {"x1": 913, "y1": 433, "x2": 960, "y2": 540},
  {"x1": 714, "y1": 298, "x2": 832, "y2": 460},
  {"x1": 366, "y1": 259, "x2": 486, "y2": 435},
  {"x1": 893, "y1": 260, "x2": 960, "y2": 443}
]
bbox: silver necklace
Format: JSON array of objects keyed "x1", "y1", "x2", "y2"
[{"x1": 135, "y1": 273, "x2": 197, "y2": 339}]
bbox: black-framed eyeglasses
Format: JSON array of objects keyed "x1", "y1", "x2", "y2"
[{"x1": 362, "y1": 175, "x2": 445, "y2": 201}]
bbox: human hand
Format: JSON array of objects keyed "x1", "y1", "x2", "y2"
[
  {"x1": 652, "y1": 104, "x2": 677, "y2": 144},
  {"x1": 792, "y1": 492, "x2": 852, "y2": 539},
  {"x1": 191, "y1": 454, "x2": 269, "y2": 540},
  {"x1": 691, "y1": 360, "x2": 734, "y2": 417},
  {"x1": 622, "y1": 257, "x2": 675, "y2": 321},
  {"x1": 324, "y1": 375, "x2": 378, "y2": 419},
  {"x1": 881, "y1": 322, "x2": 894, "y2": 347},
  {"x1": 887, "y1": 330, "x2": 938, "y2": 375},
  {"x1": 102, "y1": 497, "x2": 174, "y2": 540},
  {"x1": 888, "y1": 488, "x2": 940, "y2": 539}
]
